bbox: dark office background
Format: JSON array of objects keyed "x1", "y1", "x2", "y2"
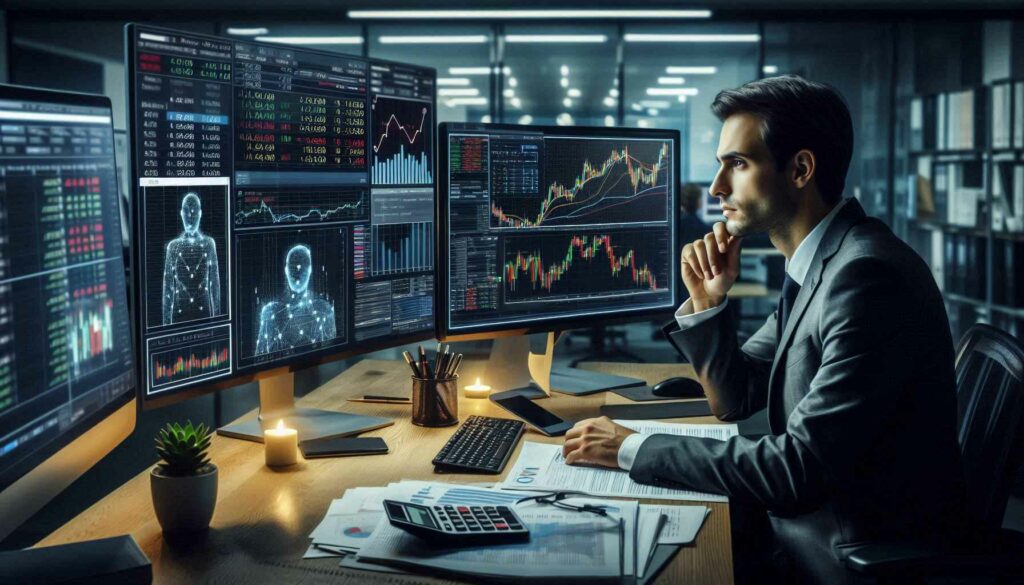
[{"x1": 1, "y1": 1, "x2": 1023, "y2": 549}]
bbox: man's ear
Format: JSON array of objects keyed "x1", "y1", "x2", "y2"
[{"x1": 791, "y1": 149, "x2": 815, "y2": 190}]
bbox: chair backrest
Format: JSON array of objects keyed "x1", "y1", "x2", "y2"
[{"x1": 955, "y1": 324, "x2": 1024, "y2": 529}]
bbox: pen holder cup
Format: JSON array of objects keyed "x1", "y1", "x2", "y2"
[{"x1": 411, "y1": 375, "x2": 459, "y2": 428}]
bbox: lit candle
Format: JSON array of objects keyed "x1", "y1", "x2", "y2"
[
  {"x1": 264, "y1": 420, "x2": 298, "y2": 467},
  {"x1": 464, "y1": 378, "x2": 491, "y2": 399}
]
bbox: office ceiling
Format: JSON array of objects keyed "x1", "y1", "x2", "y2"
[{"x1": 3, "y1": 0, "x2": 1021, "y2": 12}]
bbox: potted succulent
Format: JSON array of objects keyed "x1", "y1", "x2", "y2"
[{"x1": 150, "y1": 421, "x2": 218, "y2": 533}]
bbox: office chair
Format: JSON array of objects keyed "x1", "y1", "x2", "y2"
[{"x1": 844, "y1": 324, "x2": 1024, "y2": 580}]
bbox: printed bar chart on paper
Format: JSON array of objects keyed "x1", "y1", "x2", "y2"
[{"x1": 371, "y1": 96, "x2": 433, "y2": 186}]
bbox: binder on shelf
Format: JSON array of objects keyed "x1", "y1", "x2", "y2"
[
  {"x1": 993, "y1": 83, "x2": 1012, "y2": 149},
  {"x1": 1015, "y1": 82, "x2": 1024, "y2": 149},
  {"x1": 910, "y1": 97, "x2": 924, "y2": 152},
  {"x1": 914, "y1": 156, "x2": 935, "y2": 218},
  {"x1": 930, "y1": 231, "x2": 945, "y2": 291},
  {"x1": 937, "y1": 93, "x2": 947, "y2": 151}
]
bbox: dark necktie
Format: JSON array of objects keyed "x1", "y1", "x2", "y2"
[{"x1": 777, "y1": 274, "x2": 801, "y2": 341}]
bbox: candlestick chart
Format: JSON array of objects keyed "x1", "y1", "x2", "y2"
[
  {"x1": 490, "y1": 138, "x2": 670, "y2": 229},
  {"x1": 502, "y1": 229, "x2": 669, "y2": 303}
]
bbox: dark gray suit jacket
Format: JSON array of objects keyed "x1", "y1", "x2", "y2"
[{"x1": 634, "y1": 198, "x2": 967, "y2": 581}]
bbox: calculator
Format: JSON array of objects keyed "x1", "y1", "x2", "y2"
[{"x1": 383, "y1": 500, "x2": 530, "y2": 545}]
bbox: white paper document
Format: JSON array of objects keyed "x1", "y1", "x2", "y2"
[
  {"x1": 643, "y1": 504, "x2": 710, "y2": 545},
  {"x1": 501, "y1": 419, "x2": 739, "y2": 503}
]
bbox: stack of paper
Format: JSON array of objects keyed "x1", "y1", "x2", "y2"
[{"x1": 304, "y1": 479, "x2": 710, "y2": 582}]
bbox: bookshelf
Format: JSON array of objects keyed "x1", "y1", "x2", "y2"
[{"x1": 900, "y1": 78, "x2": 1024, "y2": 341}]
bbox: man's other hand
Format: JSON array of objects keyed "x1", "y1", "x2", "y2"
[{"x1": 562, "y1": 416, "x2": 636, "y2": 468}]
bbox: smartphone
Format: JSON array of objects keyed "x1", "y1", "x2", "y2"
[
  {"x1": 299, "y1": 437, "x2": 389, "y2": 459},
  {"x1": 490, "y1": 393, "x2": 574, "y2": 437}
]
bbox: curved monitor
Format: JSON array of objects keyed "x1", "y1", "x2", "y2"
[
  {"x1": 0, "y1": 85, "x2": 136, "y2": 540},
  {"x1": 126, "y1": 25, "x2": 437, "y2": 408},
  {"x1": 437, "y1": 123, "x2": 681, "y2": 341}
]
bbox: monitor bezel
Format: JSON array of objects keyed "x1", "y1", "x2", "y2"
[
  {"x1": 125, "y1": 24, "x2": 438, "y2": 410},
  {"x1": 0, "y1": 83, "x2": 136, "y2": 493},
  {"x1": 435, "y1": 122, "x2": 682, "y2": 342}
]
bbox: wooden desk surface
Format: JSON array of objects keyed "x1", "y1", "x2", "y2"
[{"x1": 40, "y1": 359, "x2": 732, "y2": 584}]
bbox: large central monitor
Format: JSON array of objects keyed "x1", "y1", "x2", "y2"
[
  {"x1": 437, "y1": 123, "x2": 680, "y2": 395},
  {"x1": 127, "y1": 25, "x2": 436, "y2": 435}
]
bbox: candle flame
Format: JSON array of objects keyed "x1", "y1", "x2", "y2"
[
  {"x1": 476, "y1": 378, "x2": 481, "y2": 386},
  {"x1": 276, "y1": 419, "x2": 285, "y2": 431}
]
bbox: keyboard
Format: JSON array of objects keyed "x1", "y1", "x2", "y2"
[{"x1": 432, "y1": 415, "x2": 525, "y2": 474}]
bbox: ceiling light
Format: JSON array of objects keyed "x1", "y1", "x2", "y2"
[
  {"x1": 640, "y1": 100, "x2": 670, "y2": 108},
  {"x1": 508, "y1": 77, "x2": 518, "y2": 88},
  {"x1": 666, "y1": 66, "x2": 718, "y2": 74},
  {"x1": 658, "y1": 77, "x2": 685, "y2": 85},
  {"x1": 556, "y1": 112, "x2": 574, "y2": 126},
  {"x1": 603, "y1": 96, "x2": 616, "y2": 107},
  {"x1": 638, "y1": 119, "x2": 649, "y2": 128},
  {"x1": 560, "y1": 65, "x2": 570, "y2": 76},
  {"x1": 560, "y1": 78, "x2": 569, "y2": 88},
  {"x1": 503, "y1": 89, "x2": 515, "y2": 98},
  {"x1": 437, "y1": 78, "x2": 471, "y2": 86},
  {"x1": 604, "y1": 115, "x2": 616, "y2": 127},
  {"x1": 439, "y1": 88, "x2": 480, "y2": 96},
  {"x1": 254, "y1": 36, "x2": 363, "y2": 45},
  {"x1": 227, "y1": 27, "x2": 269, "y2": 36},
  {"x1": 610, "y1": 88, "x2": 620, "y2": 98},
  {"x1": 677, "y1": 95, "x2": 688, "y2": 103},
  {"x1": 350, "y1": 10, "x2": 712, "y2": 19},
  {"x1": 631, "y1": 103, "x2": 643, "y2": 112},
  {"x1": 511, "y1": 97, "x2": 522, "y2": 108},
  {"x1": 646, "y1": 87, "x2": 699, "y2": 96},
  {"x1": 563, "y1": 97, "x2": 573, "y2": 108},
  {"x1": 505, "y1": 35, "x2": 608, "y2": 43},
  {"x1": 518, "y1": 114, "x2": 534, "y2": 124},
  {"x1": 380, "y1": 35, "x2": 488, "y2": 44},
  {"x1": 567, "y1": 88, "x2": 581, "y2": 98},
  {"x1": 763, "y1": 65, "x2": 779, "y2": 74},
  {"x1": 481, "y1": 115, "x2": 492, "y2": 123},
  {"x1": 449, "y1": 67, "x2": 491, "y2": 75},
  {"x1": 445, "y1": 97, "x2": 488, "y2": 106},
  {"x1": 624, "y1": 34, "x2": 760, "y2": 43}
]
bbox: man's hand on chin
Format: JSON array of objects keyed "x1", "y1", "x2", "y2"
[{"x1": 562, "y1": 416, "x2": 636, "y2": 468}]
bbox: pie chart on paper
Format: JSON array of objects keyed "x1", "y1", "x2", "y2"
[{"x1": 343, "y1": 525, "x2": 373, "y2": 538}]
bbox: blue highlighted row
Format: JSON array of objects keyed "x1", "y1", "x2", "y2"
[{"x1": 167, "y1": 111, "x2": 229, "y2": 125}]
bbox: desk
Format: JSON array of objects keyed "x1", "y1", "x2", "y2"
[{"x1": 39, "y1": 359, "x2": 732, "y2": 584}]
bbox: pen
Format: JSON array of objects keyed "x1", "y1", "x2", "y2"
[
  {"x1": 419, "y1": 345, "x2": 432, "y2": 379},
  {"x1": 362, "y1": 394, "x2": 411, "y2": 402},
  {"x1": 433, "y1": 342, "x2": 443, "y2": 378},
  {"x1": 402, "y1": 351, "x2": 420, "y2": 377}
]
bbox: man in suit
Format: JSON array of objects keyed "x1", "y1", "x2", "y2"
[{"x1": 562, "y1": 75, "x2": 967, "y2": 582}]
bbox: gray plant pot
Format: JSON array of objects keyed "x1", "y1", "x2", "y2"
[{"x1": 150, "y1": 464, "x2": 218, "y2": 534}]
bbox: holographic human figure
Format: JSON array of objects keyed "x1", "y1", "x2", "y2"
[
  {"x1": 255, "y1": 244, "x2": 337, "y2": 355},
  {"x1": 162, "y1": 193, "x2": 221, "y2": 325}
]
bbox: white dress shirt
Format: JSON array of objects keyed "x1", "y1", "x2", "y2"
[{"x1": 616, "y1": 199, "x2": 850, "y2": 471}]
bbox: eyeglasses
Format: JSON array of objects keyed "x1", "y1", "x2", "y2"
[{"x1": 515, "y1": 491, "x2": 610, "y2": 517}]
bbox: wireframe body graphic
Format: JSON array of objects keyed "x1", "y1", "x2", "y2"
[
  {"x1": 162, "y1": 193, "x2": 222, "y2": 324},
  {"x1": 255, "y1": 244, "x2": 337, "y2": 355}
]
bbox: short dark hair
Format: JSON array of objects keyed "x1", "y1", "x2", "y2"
[{"x1": 710, "y1": 75, "x2": 853, "y2": 205}]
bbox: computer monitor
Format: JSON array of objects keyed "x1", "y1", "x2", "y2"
[
  {"x1": 0, "y1": 84, "x2": 136, "y2": 541},
  {"x1": 126, "y1": 25, "x2": 436, "y2": 439},
  {"x1": 437, "y1": 123, "x2": 681, "y2": 396}
]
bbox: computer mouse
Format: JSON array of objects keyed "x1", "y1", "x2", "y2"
[{"x1": 651, "y1": 377, "x2": 705, "y2": 398}]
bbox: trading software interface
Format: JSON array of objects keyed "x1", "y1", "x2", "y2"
[
  {"x1": 445, "y1": 127, "x2": 676, "y2": 332},
  {"x1": 130, "y1": 26, "x2": 435, "y2": 399},
  {"x1": 0, "y1": 94, "x2": 134, "y2": 481}
]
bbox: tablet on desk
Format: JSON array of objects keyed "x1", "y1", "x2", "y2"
[{"x1": 490, "y1": 392, "x2": 573, "y2": 437}]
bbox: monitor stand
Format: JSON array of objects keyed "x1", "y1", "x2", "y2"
[
  {"x1": 216, "y1": 368, "x2": 393, "y2": 443},
  {"x1": 485, "y1": 331, "x2": 645, "y2": 400}
]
